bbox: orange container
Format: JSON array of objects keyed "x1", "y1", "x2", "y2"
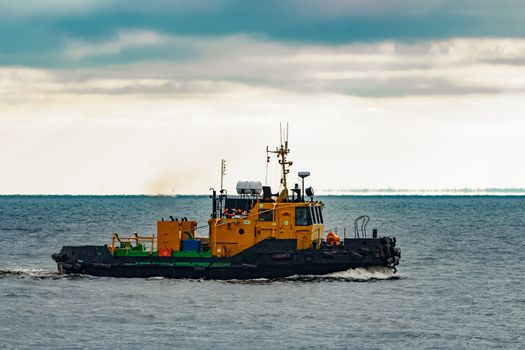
[{"x1": 157, "y1": 221, "x2": 181, "y2": 252}]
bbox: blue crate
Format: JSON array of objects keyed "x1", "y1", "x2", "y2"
[{"x1": 181, "y1": 239, "x2": 201, "y2": 251}]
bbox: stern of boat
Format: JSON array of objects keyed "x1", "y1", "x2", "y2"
[{"x1": 343, "y1": 236, "x2": 401, "y2": 270}]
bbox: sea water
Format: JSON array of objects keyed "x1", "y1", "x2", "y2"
[{"x1": 0, "y1": 196, "x2": 523, "y2": 349}]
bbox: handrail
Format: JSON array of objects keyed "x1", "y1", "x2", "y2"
[
  {"x1": 110, "y1": 233, "x2": 155, "y2": 255},
  {"x1": 354, "y1": 215, "x2": 370, "y2": 238}
]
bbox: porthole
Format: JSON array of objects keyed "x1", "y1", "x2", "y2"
[{"x1": 239, "y1": 229, "x2": 245, "y2": 235}]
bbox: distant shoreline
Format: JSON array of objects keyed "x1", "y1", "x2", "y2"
[
  {"x1": 319, "y1": 188, "x2": 525, "y2": 196},
  {"x1": 1, "y1": 190, "x2": 525, "y2": 198}
]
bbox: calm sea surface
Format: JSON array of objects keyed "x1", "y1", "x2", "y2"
[{"x1": 0, "y1": 195, "x2": 523, "y2": 349}]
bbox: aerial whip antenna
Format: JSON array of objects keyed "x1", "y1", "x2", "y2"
[
  {"x1": 265, "y1": 147, "x2": 270, "y2": 185},
  {"x1": 220, "y1": 159, "x2": 227, "y2": 194}
]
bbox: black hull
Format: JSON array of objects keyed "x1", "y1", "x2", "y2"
[{"x1": 53, "y1": 237, "x2": 400, "y2": 280}]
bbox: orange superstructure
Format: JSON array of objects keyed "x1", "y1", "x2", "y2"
[
  {"x1": 207, "y1": 200, "x2": 324, "y2": 257},
  {"x1": 205, "y1": 125, "x2": 325, "y2": 257}
]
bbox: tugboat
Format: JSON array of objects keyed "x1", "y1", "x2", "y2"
[{"x1": 52, "y1": 130, "x2": 401, "y2": 279}]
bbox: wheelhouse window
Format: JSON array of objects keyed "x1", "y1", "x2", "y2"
[
  {"x1": 318, "y1": 206, "x2": 324, "y2": 223},
  {"x1": 258, "y1": 209, "x2": 273, "y2": 222},
  {"x1": 295, "y1": 207, "x2": 312, "y2": 226}
]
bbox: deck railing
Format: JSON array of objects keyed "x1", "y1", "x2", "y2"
[{"x1": 110, "y1": 233, "x2": 155, "y2": 255}]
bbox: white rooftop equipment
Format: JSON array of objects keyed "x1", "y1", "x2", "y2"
[{"x1": 236, "y1": 181, "x2": 263, "y2": 195}]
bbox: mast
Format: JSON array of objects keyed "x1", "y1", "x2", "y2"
[
  {"x1": 267, "y1": 123, "x2": 293, "y2": 200},
  {"x1": 217, "y1": 159, "x2": 227, "y2": 217}
]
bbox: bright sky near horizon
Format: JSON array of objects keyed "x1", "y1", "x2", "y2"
[{"x1": 1, "y1": 0, "x2": 525, "y2": 194}]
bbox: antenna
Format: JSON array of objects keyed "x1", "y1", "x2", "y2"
[
  {"x1": 280, "y1": 122, "x2": 289, "y2": 146},
  {"x1": 265, "y1": 146, "x2": 270, "y2": 185},
  {"x1": 286, "y1": 122, "x2": 289, "y2": 146},
  {"x1": 220, "y1": 159, "x2": 227, "y2": 194},
  {"x1": 298, "y1": 171, "x2": 310, "y2": 200}
]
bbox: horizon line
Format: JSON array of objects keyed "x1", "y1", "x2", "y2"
[{"x1": 1, "y1": 188, "x2": 525, "y2": 197}]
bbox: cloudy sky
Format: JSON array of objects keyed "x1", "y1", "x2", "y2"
[{"x1": 1, "y1": 0, "x2": 525, "y2": 194}]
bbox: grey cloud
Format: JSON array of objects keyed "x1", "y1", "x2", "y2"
[
  {"x1": 330, "y1": 78, "x2": 502, "y2": 97},
  {"x1": 0, "y1": 0, "x2": 215, "y2": 19},
  {"x1": 482, "y1": 58, "x2": 525, "y2": 66},
  {"x1": 4, "y1": 36, "x2": 525, "y2": 99},
  {"x1": 2, "y1": 0, "x2": 525, "y2": 68}
]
